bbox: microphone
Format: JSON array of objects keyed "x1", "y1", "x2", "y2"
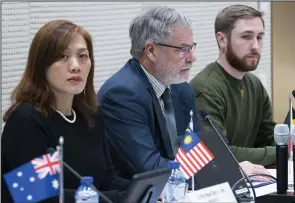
[
  {"x1": 199, "y1": 110, "x2": 256, "y2": 202},
  {"x1": 199, "y1": 110, "x2": 238, "y2": 158},
  {"x1": 46, "y1": 148, "x2": 113, "y2": 203},
  {"x1": 292, "y1": 90, "x2": 295, "y2": 98},
  {"x1": 274, "y1": 124, "x2": 290, "y2": 194},
  {"x1": 200, "y1": 111, "x2": 229, "y2": 144}
]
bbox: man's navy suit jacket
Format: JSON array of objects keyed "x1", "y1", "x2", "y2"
[{"x1": 98, "y1": 58, "x2": 202, "y2": 179}]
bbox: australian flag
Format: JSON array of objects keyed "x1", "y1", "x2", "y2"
[
  {"x1": 175, "y1": 126, "x2": 215, "y2": 179},
  {"x1": 3, "y1": 152, "x2": 60, "y2": 203}
]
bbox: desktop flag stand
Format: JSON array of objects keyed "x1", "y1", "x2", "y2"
[
  {"x1": 3, "y1": 152, "x2": 60, "y2": 203},
  {"x1": 175, "y1": 110, "x2": 215, "y2": 191},
  {"x1": 3, "y1": 137, "x2": 64, "y2": 203}
]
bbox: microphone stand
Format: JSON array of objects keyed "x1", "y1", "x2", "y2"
[{"x1": 57, "y1": 136, "x2": 64, "y2": 203}]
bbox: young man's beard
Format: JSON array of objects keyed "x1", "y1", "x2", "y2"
[{"x1": 226, "y1": 41, "x2": 260, "y2": 72}]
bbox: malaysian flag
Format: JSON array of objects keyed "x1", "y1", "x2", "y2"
[
  {"x1": 175, "y1": 126, "x2": 215, "y2": 179},
  {"x1": 3, "y1": 152, "x2": 60, "y2": 203}
]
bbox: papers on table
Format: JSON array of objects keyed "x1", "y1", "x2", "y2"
[
  {"x1": 247, "y1": 169, "x2": 277, "y2": 197},
  {"x1": 186, "y1": 182, "x2": 237, "y2": 202}
]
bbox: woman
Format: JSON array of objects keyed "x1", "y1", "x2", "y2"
[{"x1": 1, "y1": 20, "x2": 129, "y2": 203}]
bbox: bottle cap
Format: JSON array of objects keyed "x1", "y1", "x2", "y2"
[
  {"x1": 168, "y1": 161, "x2": 180, "y2": 169},
  {"x1": 81, "y1": 176, "x2": 94, "y2": 184}
]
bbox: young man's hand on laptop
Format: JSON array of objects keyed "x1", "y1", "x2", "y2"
[{"x1": 239, "y1": 161, "x2": 273, "y2": 182}]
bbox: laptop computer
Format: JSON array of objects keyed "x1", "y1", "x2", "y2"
[
  {"x1": 121, "y1": 168, "x2": 172, "y2": 203},
  {"x1": 193, "y1": 130, "x2": 250, "y2": 198}
]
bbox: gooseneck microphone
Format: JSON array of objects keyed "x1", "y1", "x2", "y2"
[
  {"x1": 199, "y1": 110, "x2": 242, "y2": 168},
  {"x1": 199, "y1": 110, "x2": 256, "y2": 202},
  {"x1": 46, "y1": 148, "x2": 113, "y2": 203},
  {"x1": 274, "y1": 124, "x2": 290, "y2": 194}
]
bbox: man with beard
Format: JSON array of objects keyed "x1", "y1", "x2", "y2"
[
  {"x1": 97, "y1": 6, "x2": 202, "y2": 180},
  {"x1": 190, "y1": 4, "x2": 276, "y2": 179}
]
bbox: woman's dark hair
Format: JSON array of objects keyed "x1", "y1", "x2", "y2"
[{"x1": 3, "y1": 20, "x2": 98, "y2": 128}]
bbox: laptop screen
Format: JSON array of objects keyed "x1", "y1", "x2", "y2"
[{"x1": 193, "y1": 131, "x2": 250, "y2": 197}]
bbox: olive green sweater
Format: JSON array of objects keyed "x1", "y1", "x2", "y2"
[{"x1": 190, "y1": 61, "x2": 276, "y2": 166}]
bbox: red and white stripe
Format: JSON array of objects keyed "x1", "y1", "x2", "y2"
[{"x1": 175, "y1": 141, "x2": 214, "y2": 179}]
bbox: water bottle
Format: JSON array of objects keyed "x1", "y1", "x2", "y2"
[
  {"x1": 163, "y1": 161, "x2": 188, "y2": 202},
  {"x1": 75, "y1": 176, "x2": 99, "y2": 203}
]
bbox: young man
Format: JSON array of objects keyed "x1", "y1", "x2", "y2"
[{"x1": 190, "y1": 5, "x2": 276, "y2": 180}]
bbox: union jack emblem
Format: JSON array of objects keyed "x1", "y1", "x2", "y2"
[{"x1": 31, "y1": 152, "x2": 60, "y2": 179}]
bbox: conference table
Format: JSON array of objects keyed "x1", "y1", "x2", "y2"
[
  {"x1": 256, "y1": 167, "x2": 295, "y2": 203},
  {"x1": 257, "y1": 192, "x2": 295, "y2": 203},
  {"x1": 255, "y1": 166, "x2": 295, "y2": 203},
  {"x1": 185, "y1": 167, "x2": 295, "y2": 202}
]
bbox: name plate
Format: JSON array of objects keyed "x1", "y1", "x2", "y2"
[{"x1": 187, "y1": 182, "x2": 237, "y2": 202}]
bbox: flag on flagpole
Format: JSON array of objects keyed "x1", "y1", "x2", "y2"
[
  {"x1": 285, "y1": 94, "x2": 295, "y2": 156},
  {"x1": 175, "y1": 126, "x2": 215, "y2": 179},
  {"x1": 284, "y1": 107, "x2": 295, "y2": 127},
  {"x1": 3, "y1": 152, "x2": 60, "y2": 203}
]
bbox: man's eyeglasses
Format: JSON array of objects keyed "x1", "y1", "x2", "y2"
[{"x1": 155, "y1": 42, "x2": 197, "y2": 54}]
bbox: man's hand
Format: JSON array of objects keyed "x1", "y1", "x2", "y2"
[{"x1": 239, "y1": 161, "x2": 274, "y2": 182}]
